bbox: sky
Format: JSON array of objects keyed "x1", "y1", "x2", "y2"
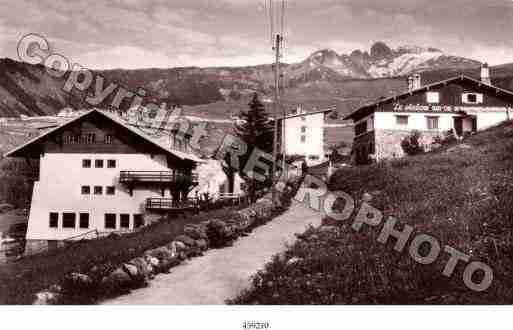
[{"x1": 1, "y1": 0, "x2": 513, "y2": 69}]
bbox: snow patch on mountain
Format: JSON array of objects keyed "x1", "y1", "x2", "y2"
[{"x1": 368, "y1": 50, "x2": 444, "y2": 77}]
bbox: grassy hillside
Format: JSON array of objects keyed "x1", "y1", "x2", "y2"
[{"x1": 231, "y1": 120, "x2": 513, "y2": 304}]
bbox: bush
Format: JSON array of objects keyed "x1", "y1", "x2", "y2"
[
  {"x1": 401, "y1": 130, "x2": 424, "y2": 156},
  {"x1": 205, "y1": 219, "x2": 234, "y2": 248}
]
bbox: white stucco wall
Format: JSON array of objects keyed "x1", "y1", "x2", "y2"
[
  {"x1": 373, "y1": 110, "x2": 510, "y2": 133},
  {"x1": 27, "y1": 153, "x2": 175, "y2": 241},
  {"x1": 188, "y1": 159, "x2": 245, "y2": 199},
  {"x1": 283, "y1": 112, "x2": 326, "y2": 165}
]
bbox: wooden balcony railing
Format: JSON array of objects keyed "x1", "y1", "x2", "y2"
[
  {"x1": 119, "y1": 171, "x2": 198, "y2": 184},
  {"x1": 146, "y1": 198, "x2": 199, "y2": 210}
]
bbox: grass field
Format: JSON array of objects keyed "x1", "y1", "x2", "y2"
[{"x1": 230, "y1": 120, "x2": 513, "y2": 304}]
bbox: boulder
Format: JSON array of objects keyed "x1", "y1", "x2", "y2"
[
  {"x1": 33, "y1": 290, "x2": 61, "y2": 305},
  {"x1": 184, "y1": 225, "x2": 207, "y2": 239},
  {"x1": 61, "y1": 272, "x2": 94, "y2": 295},
  {"x1": 145, "y1": 246, "x2": 176, "y2": 262},
  {"x1": 172, "y1": 240, "x2": 187, "y2": 252},
  {"x1": 100, "y1": 267, "x2": 133, "y2": 294},
  {"x1": 175, "y1": 235, "x2": 196, "y2": 247},
  {"x1": 128, "y1": 257, "x2": 152, "y2": 280},
  {"x1": 145, "y1": 256, "x2": 160, "y2": 268},
  {"x1": 122, "y1": 263, "x2": 139, "y2": 279},
  {"x1": 196, "y1": 239, "x2": 208, "y2": 251},
  {"x1": 286, "y1": 257, "x2": 303, "y2": 266}
]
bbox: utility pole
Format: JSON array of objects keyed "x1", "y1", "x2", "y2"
[{"x1": 271, "y1": 33, "x2": 282, "y2": 206}]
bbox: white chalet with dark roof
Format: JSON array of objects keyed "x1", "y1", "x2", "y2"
[
  {"x1": 5, "y1": 109, "x2": 201, "y2": 251},
  {"x1": 344, "y1": 65, "x2": 513, "y2": 164}
]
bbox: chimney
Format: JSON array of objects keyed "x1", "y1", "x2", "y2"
[
  {"x1": 407, "y1": 76, "x2": 414, "y2": 92},
  {"x1": 481, "y1": 63, "x2": 491, "y2": 85},
  {"x1": 407, "y1": 74, "x2": 421, "y2": 92}
]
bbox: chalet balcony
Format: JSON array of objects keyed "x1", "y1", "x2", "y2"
[
  {"x1": 119, "y1": 171, "x2": 199, "y2": 185},
  {"x1": 146, "y1": 198, "x2": 199, "y2": 211}
]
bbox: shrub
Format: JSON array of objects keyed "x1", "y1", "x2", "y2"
[
  {"x1": 205, "y1": 219, "x2": 233, "y2": 248},
  {"x1": 401, "y1": 130, "x2": 424, "y2": 156}
]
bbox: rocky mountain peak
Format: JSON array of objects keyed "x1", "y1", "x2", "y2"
[{"x1": 370, "y1": 41, "x2": 393, "y2": 60}]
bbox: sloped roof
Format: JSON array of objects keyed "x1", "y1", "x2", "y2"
[
  {"x1": 343, "y1": 75, "x2": 513, "y2": 120},
  {"x1": 4, "y1": 109, "x2": 203, "y2": 163}
]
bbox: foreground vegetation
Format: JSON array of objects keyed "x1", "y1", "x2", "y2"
[
  {"x1": 0, "y1": 175, "x2": 302, "y2": 304},
  {"x1": 230, "y1": 121, "x2": 513, "y2": 304}
]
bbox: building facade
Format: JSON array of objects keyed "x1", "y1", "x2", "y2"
[
  {"x1": 5, "y1": 110, "x2": 201, "y2": 247},
  {"x1": 345, "y1": 66, "x2": 513, "y2": 164},
  {"x1": 281, "y1": 106, "x2": 333, "y2": 166}
]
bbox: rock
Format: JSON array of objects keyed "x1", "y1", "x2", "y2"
[
  {"x1": 100, "y1": 268, "x2": 133, "y2": 294},
  {"x1": 196, "y1": 239, "x2": 208, "y2": 251},
  {"x1": 184, "y1": 225, "x2": 207, "y2": 239},
  {"x1": 286, "y1": 257, "x2": 302, "y2": 265},
  {"x1": 61, "y1": 272, "x2": 94, "y2": 295},
  {"x1": 128, "y1": 257, "x2": 152, "y2": 280},
  {"x1": 145, "y1": 256, "x2": 160, "y2": 268},
  {"x1": 33, "y1": 290, "x2": 61, "y2": 305},
  {"x1": 145, "y1": 246, "x2": 176, "y2": 262},
  {"x1": 175, "y1": 234, "x2": 196, "y2": 247},
  {"x1": 362, "y1": 192, "x2": 373, "y2": 202},
  {"x1": 122, "y1": 263, "x2": 139, "y2": 279},
  {"x1": 172, "y1": 240, "x2": 187, "y2": 252}
]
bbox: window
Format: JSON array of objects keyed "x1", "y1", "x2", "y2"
[
  {"x1": 94, "y1": 186, "x2": 103, "y2": 195},
  {"x1": 62, "y1": 213, "x2": 76, "y2": 228},
  {"x1": 107, "y1": 159, "x2": 116, "y2": 168},
  {"x1": 81, "y1": 186, "x2": 91, "y2": 195},
  {"x1": 300, "y1": 135, "x2": 306, "y2": 143},
  {"x1": 308, "y1": 155, "x2": 320, "y2": 160},
  {"x1": 396, "y1": 115, "x2": 409, "y2": 126},
  {"x1": 134, "y1": 214, "x2": 144, "y2": 228},
  {"x1": 462, "y1": 93, "x2": 483, "y2": 104},
  {"x1": 355, "y1": 121, "x2": 368, "y2": 136},
  {"x1": 95, "y1": 159, "x2": 104, "y2": 168},
  {"x1": 49, "y1": 212, "x2": 58, "y2": 228},
  {"x1": 82, "y1": 159, "x2": 91, "y2": 168},
  {"x1": 104, "y1": 135, "x2": 113, "y2": 144},
  {"x1": 426, "y1": 116, "x2": 439, "y2": 130},
  {"x1": 301, "y1": 126, "x2": 307, "y2": 133},
  {"x1": 120, "y1": 214, "x2": 130, "y2": 229},
  {"x1": 426, "y1": 91, "x2": 440, "y2": 103},
  {"x1": 105, "y1": 214, "x2": 116, "y2": 229},
  {"x1": 79, "y1": 213, "x2": 89, "y2": 229},
  {"x1": 106, "y1": 186, "x2": 115, "y2": 195}
]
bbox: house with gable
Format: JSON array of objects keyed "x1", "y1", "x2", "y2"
[
  {"x1": 4, "y1": 109, "x2": 202, "y2": 250},
  {"x1": 344, "y1": 64, "x2": 513, "y2": 164}
]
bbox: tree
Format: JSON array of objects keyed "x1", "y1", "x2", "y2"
[{"x1": 233, "y1": 93, "x2": 275, "y2": 201}]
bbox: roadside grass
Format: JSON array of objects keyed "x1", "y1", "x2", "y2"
[
  {"x1": 0, "y1": 206, "x2": 245, "y2": 305},
  {"x1": 230, "y1": 120, "x2": 513, "y2": 304}
]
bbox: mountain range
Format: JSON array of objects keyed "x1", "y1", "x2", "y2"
[{"x1": 0, "y1": 41, "x2": 512, "y2": 119}]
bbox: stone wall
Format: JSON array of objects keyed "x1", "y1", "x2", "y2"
[{"x1": 374, "y1": 129, "x2": 442, "y2": 161}]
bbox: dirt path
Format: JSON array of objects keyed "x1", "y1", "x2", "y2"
[{"x1": 102, "y1": 198, "x2": 321, "y2": 305}]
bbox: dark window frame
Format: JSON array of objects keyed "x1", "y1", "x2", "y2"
[
  {"x1": 79, "y1": 213, "x2": 89, "y2": 229},
  {"x1": 94, "y1": 186, "x2": 103, "y2": 195},
  {"x1": 106, "y1": 186, "x2": 115, "y2": 195},
  {"x1": 82, "y1": 159, "x2": 92, "y2": 168},
  {"x1": 426, "y1": 116, "x2": 440, "y2": 130},
  {"x1": 120, "y1": 214, "x2": 130, "y2": 229},
  {"x1": 81, "y1": 185, "x2": 91, "y2": 195},
  {"x1": 133, "y1": 214, "x2": 144, "y2": 228},
  {"x1": 107, "y1": 159, "x2": 116, "y2": 168},
  {"x1": 62, "y1": 212, "x2": 76, "y2": 228},
  {"x1": 395, "y1": 115, "x2": 409, "y2": 126},
  {"x1": 49, "y1": 212, "x2": 59, "y2": 228},
  {"x1": 105, "y1": 213, "x2": 116, "y2": 229},
  {"x1": 95, "y1": 159, "x2": 104, "y2": 168}
]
